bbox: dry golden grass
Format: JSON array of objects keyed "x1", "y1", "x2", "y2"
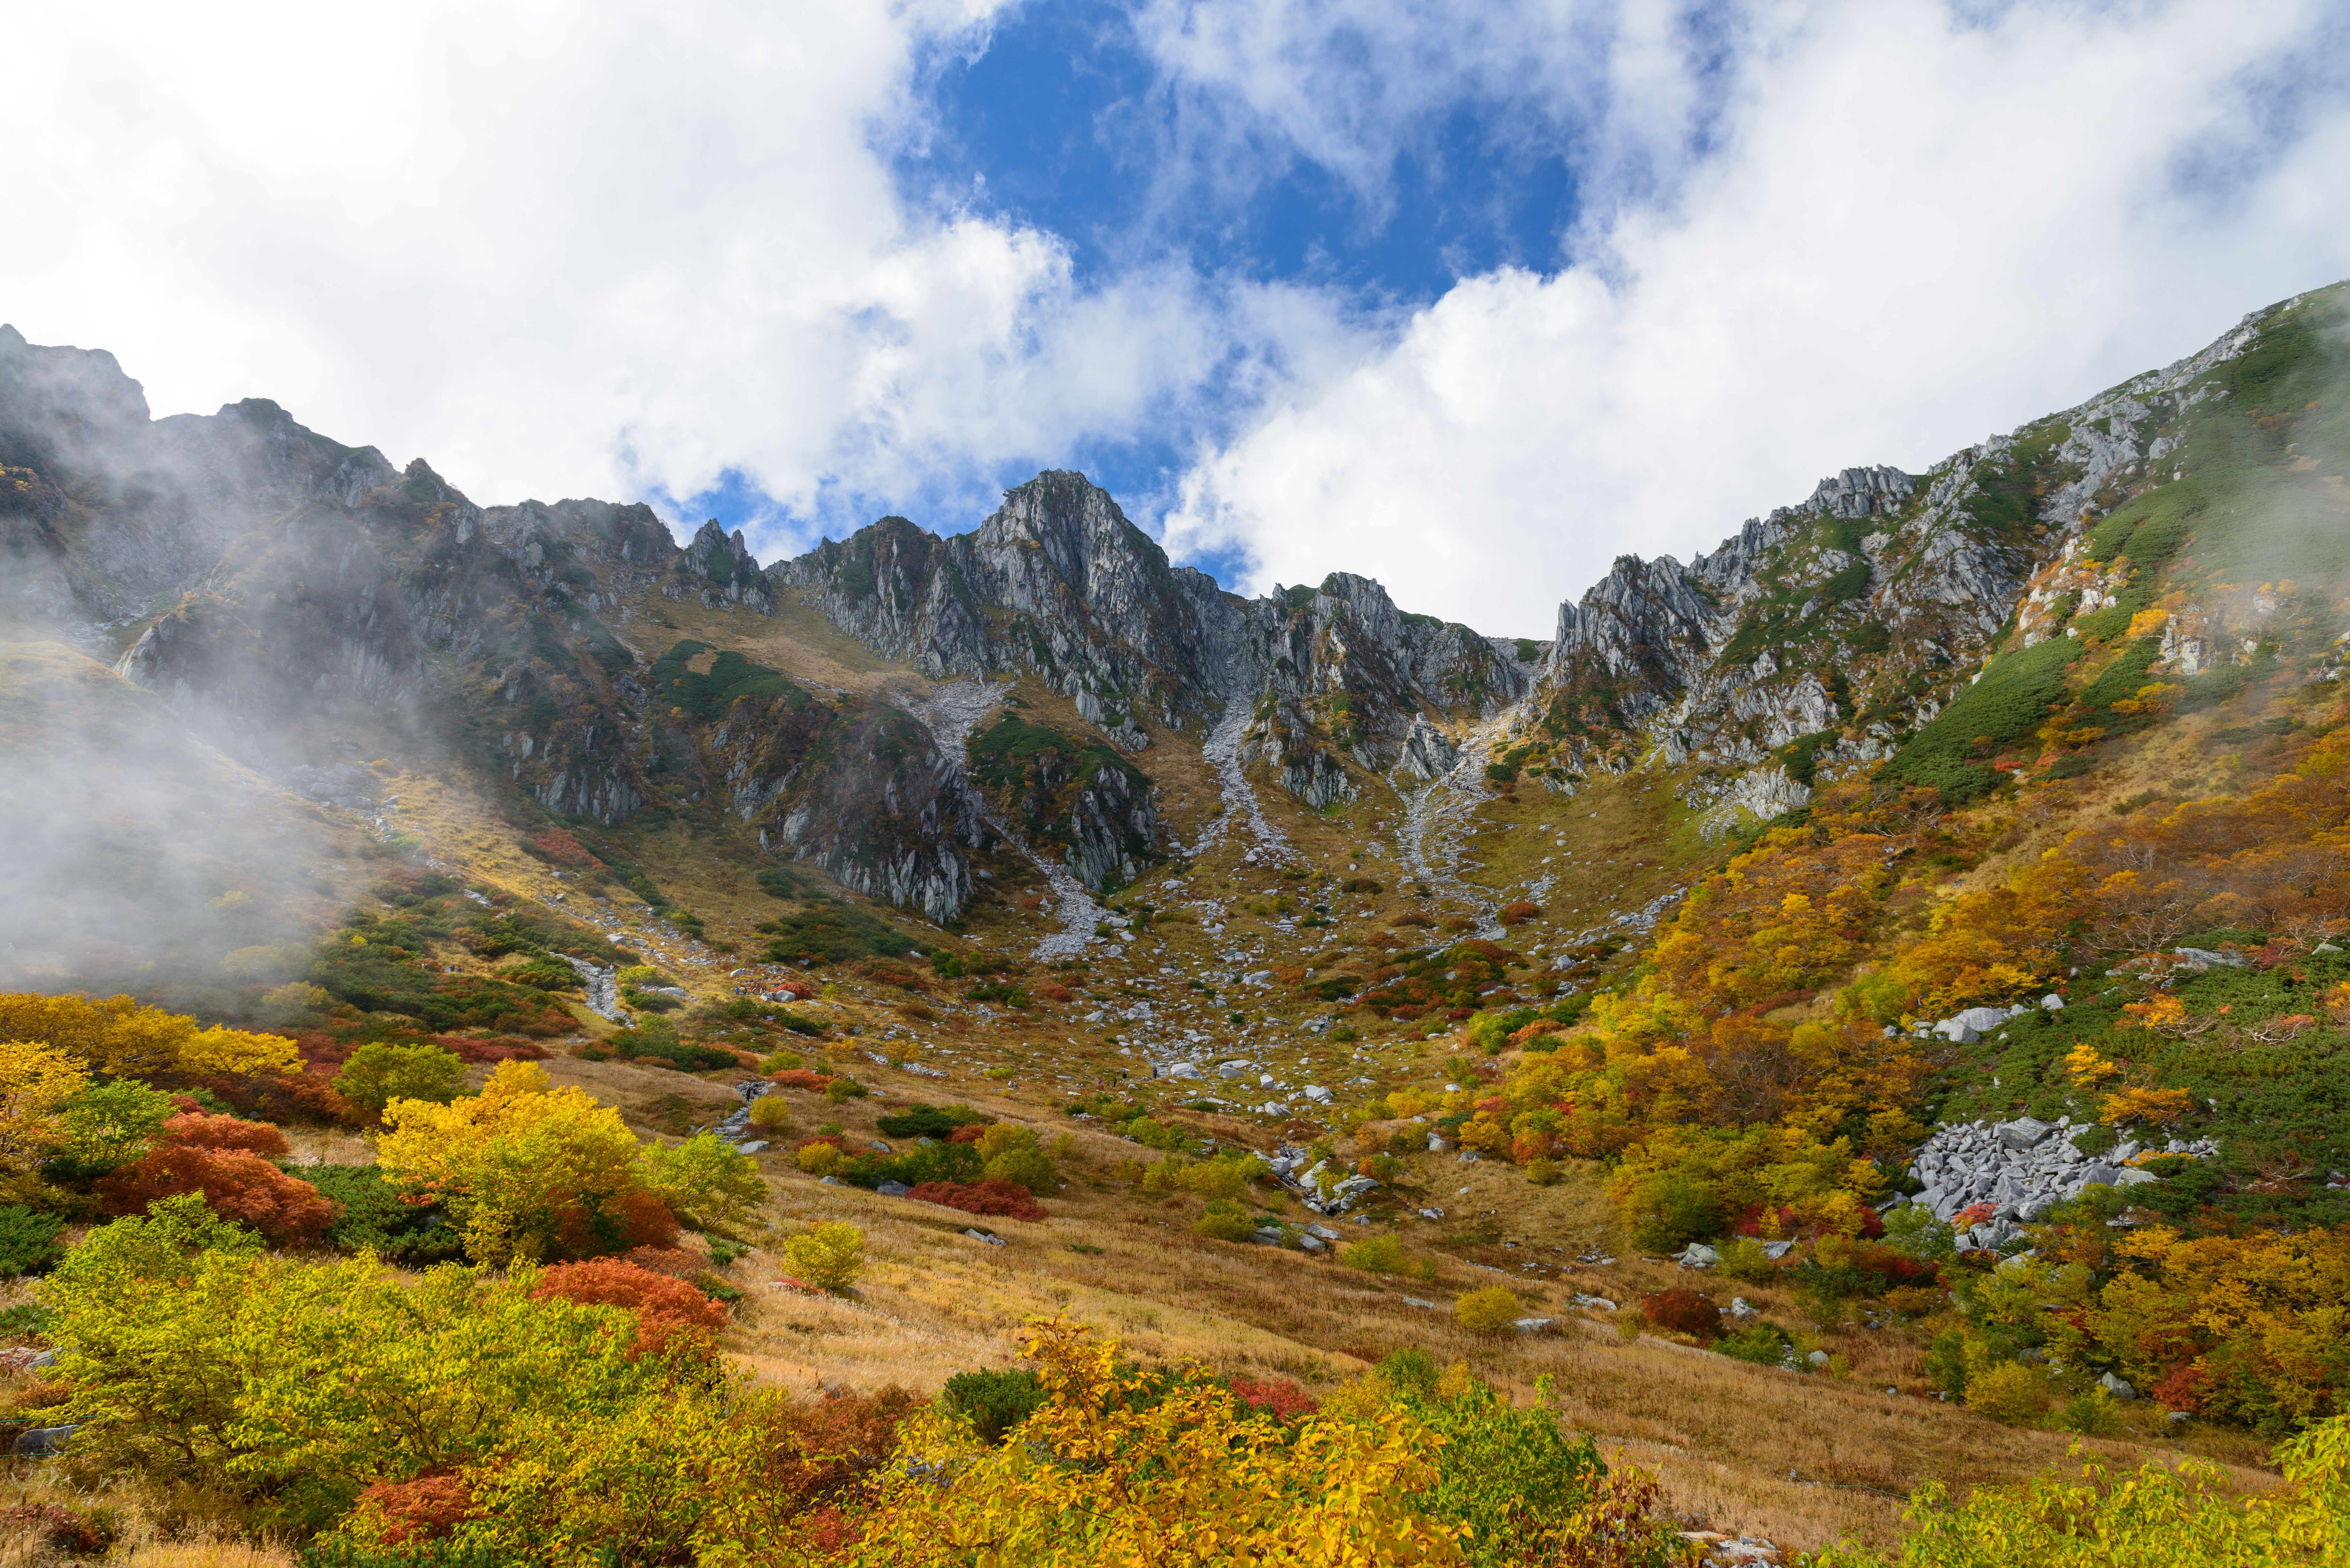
[
  {"x1": 698, "y1": 1099, "x2": 2289, "y2": 1557},
  {"x1": 0, "y1": 1474, "x2": 295, "y2": 1568}
]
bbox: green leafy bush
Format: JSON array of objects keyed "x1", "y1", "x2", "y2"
[
  {"x1": 754, "y1": 903, "x2": 922, "y2": 964},
  {"x1": 50, "y1": 1079, "x2": 177, "y2": 1172},
  {"x1": 1341, "y1": 1234, "x2": 1406, "y2": 1274},
  {"x1": 1714, "y1": 1323, "x2": 1795, "y2": 1368},
  {"x1": 304, "y1": 1164, "x2": 465, "y2": 1265},
  {"x1": 1619, "y1": 1171, "x2": 1720, "y2": 1253},
  {"x1": 875, "y1": 1103, "x2": 989, "y2": 1139},
  {"x1": 333, "y1": 1042, "x2": 469, "y2": 1119},
  {"x1": 941, "y1": 1366, "x2": 1047, "y2": 1443},
  {"x1": 1193, "y1": 1200, "x2": 1257, "y2": 1242},
  {"x1": 0, "y1": 1204, "x2": 64, "y2": 1276}
]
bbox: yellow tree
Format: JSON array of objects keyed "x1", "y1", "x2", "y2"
[
  {"x1": 847, "y1": 1318, "x2": 1464, "y2": 1567},
  {"x1": 0, "y1": 992, "x2": 300, "y2": 1079},
  {"x1": 0, "y1": 1037, "x2": 88, "y2": 1186},
  {"x1": 374, "y1": 1062, "x2": 667, "y2": 1264}
]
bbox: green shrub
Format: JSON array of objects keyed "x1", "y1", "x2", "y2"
[
  {"x1": 1193, "y1": 1201, "x2": 1257, "y2": 1242},
  {"x1": 1382, "y1": 1372, "x2": 1615, "y2": 1567},
  {"x1": 1619, "y1": 1171, "x2": 1720, "y2": 1253},
  {"x1": 1882, "y1": 1203, "x2": 1958, "y2": 1263},
  {"x1": 2055, "y1": 1388, "x2": 2125, "y2": 1438},
  {"x1": 333, "y1": 1043, "x2": 469, "y2": 1119},
  {"x1": 0, "y1": 1204, "x2": 64, "y2": 1277},
  {"x1": 1714, "y1": 1324, "x2": 1795, "y2": 1368},
  {"x1": 51, "y1": 1080, "x2": 178, "y2": 1172},
  {"x1": 620, "y1": 987, "x2": 682, "y2": 1013},
  {"x1": 1340, "y1": 1234, "x2": 1406, "y2": 1274},
  {"x1": 1716, "y1": 1237, "x2": 1776, "y2": 1282},
  {"x1": 876, "y1": 1104, "x2": 989, "y2": 1139},
  {"x1": 941, "y1": 1366, "x2": 1047, "y2": 1443},
  {"x1": 982, "y1": 1144, "x2": 1058, "y2": 1195},
  {"x1": 305, "y1": 1165, "x2": 464, "y2": 1265},
  {"x1": 1124, "y1": 1117, "x2": 1186, "y2": 1153},
  {"x1": 754, "y1": 903, "x2": 923, "y2": 964},
  {"x1": 607, "y1": 1021, "x2": 735, "y2": 1073}
]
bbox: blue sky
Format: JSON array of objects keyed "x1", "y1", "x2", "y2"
[
  {"x1": 9, "y1": 1, "x2": 2350, "y2": 631},
  {"x1": 659, "y1": 0, "x2": 1622, "y2": 586}
]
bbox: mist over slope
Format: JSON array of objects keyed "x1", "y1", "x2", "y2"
[{"x1": 3, "y1": 282, "x2": 2344, "y2": 957}]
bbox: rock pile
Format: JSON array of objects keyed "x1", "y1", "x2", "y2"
[
  {"x1": 703, "y1": 1081, "x2": 778, "y2": 1155},
  {"x1": 1895, "y1": 1116, "x2": 2217, "y2": 1248},
  {"x1": 1269, "y1": 1144, "x2": 1380, "y2": 1215}
]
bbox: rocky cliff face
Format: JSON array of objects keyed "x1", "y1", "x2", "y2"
[
  {"x1": 773, "y1": 473, "x2": 1528, "y2": 804},
  {"x1": 1524, "y1": 299, "x2": 2287, "y2": 820},
  {"x1": 0, "y1": 286, "x2": 2319, "y2": 929},
  {"x1": 0, "y1": 325, "x2": 401, "y2": 631}
]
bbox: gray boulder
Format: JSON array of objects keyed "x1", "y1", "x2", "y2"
[
  {"x1": 1998, "y1": 1118, "x2": 2055, "y2": 1151},
  {"x1": 12, "y1": 1424, "x2": 75, "y2": 1456},
  {"x1": 2099, "y1": 1372, "x2": 2138, "y2": 1401},
  {"x1": 1677, "y1": 1242, "x2": 1721, "y2": 1269},
  {"x1": 876, "y1": 1179, "x2": 913, "y2": 1197}
]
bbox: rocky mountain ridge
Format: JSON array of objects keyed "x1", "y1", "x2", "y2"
[
  {"x1": 1517, "y1": 297, "x2": 2291, "y2": 830},
  {"x1": 1, "y1": 285, "x2": 2330, "y2": 926}
]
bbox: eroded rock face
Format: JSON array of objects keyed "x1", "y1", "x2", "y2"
[
  {"x1": 1527, "y1": 298, "x2": 2278, "y2": 813},
  {"x1": 750, "y1": 700, "x2": 979, "y2": 923},
  {"x1": 774, "y1": 473, "x2": 1524, "y2": 807},
  {"x1": 114, "y1": 501, "x2": 429, "y2": 761},
  {"x1": 0, "y1": 326, "x2": 401, "y2": 630}
]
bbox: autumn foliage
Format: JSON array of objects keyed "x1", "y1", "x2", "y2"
[
  {"x1": 528, "y1": 1259, "x2": 729, "y2": 1357},
  {"x1": 906, "y1": 1177, "x2": 1047, "y2": 1221}
]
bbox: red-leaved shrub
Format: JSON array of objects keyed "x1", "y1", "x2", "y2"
[
  {"x1": 1498, "y1": 900, "x2": 1542, "y2": 925},
  {"x1": 1640, "y1": 1286, "x2": 1720, "y2": 1339},
  {"x1": 350, "y1": 1474, "x2": 477, "y2": 1545},
  {"x1": 532, "y1": 828, "x2": 600, "y2": 869},
  {"x1": 621, "y1": 1244, "x2": 708, "y2": 1278},
  {"x1": 906, "y1": 1178, "x2": 1046, "y2": 1221},
  {"x1": 2152, "y1": 1362, "x2": 2212, "y2": 1414},
  {"x1": 770, "y1": 1385, "x2": 921, "y2": 1501},
  {"x1": 530, "y1": 1259, "x2": 729, "y2": 1356},
  {"x1": 160, "y1": 1111, "x2": 291, "y2": 1159},
  {"x1": 769, "y1": 1069, "x2": 834, "y2": 1091},
  {"x1": 1228, "y1": 1375, "x2": 1318, "y2": 1421},
  {"x1": 946, "y1": 1124, "x2": 984, "y2": 1145},
  {"x1": 435, "y1": 1034, "x2": 552, "y2": 1064},
  {"x1": 95, "y1": 1147, "x2": 338, "y2": 1245},
  {"x1": 547, "y1": 1188, "x2": 679, "y2": 1260}
]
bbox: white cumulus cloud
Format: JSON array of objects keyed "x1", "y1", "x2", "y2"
[
  {"x1": 1157, "y1": 0, "x2": 2350, "y2": 634},
  {"x1": 0, "y1": 0, "x2": 1277, "y2": 550}
]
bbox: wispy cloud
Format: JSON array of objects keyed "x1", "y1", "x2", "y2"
[{"x1": 1156, "y1": 0, "x2": 2350, "y2": 632}]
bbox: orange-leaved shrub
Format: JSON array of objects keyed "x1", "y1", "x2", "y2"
[
  {"x1": 528, "y1": 1259, "x2": 729, "y2": 1357},
  {"x1": 906, "y1": 1178, "x2": 1046, "y2": 1221},
  {"x1": 94, "y1": 1145, "x2": 337, "y2": 1245},
  {"x1": 159, "y1": 1110, "x2": 291, "y2": 1158}
]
